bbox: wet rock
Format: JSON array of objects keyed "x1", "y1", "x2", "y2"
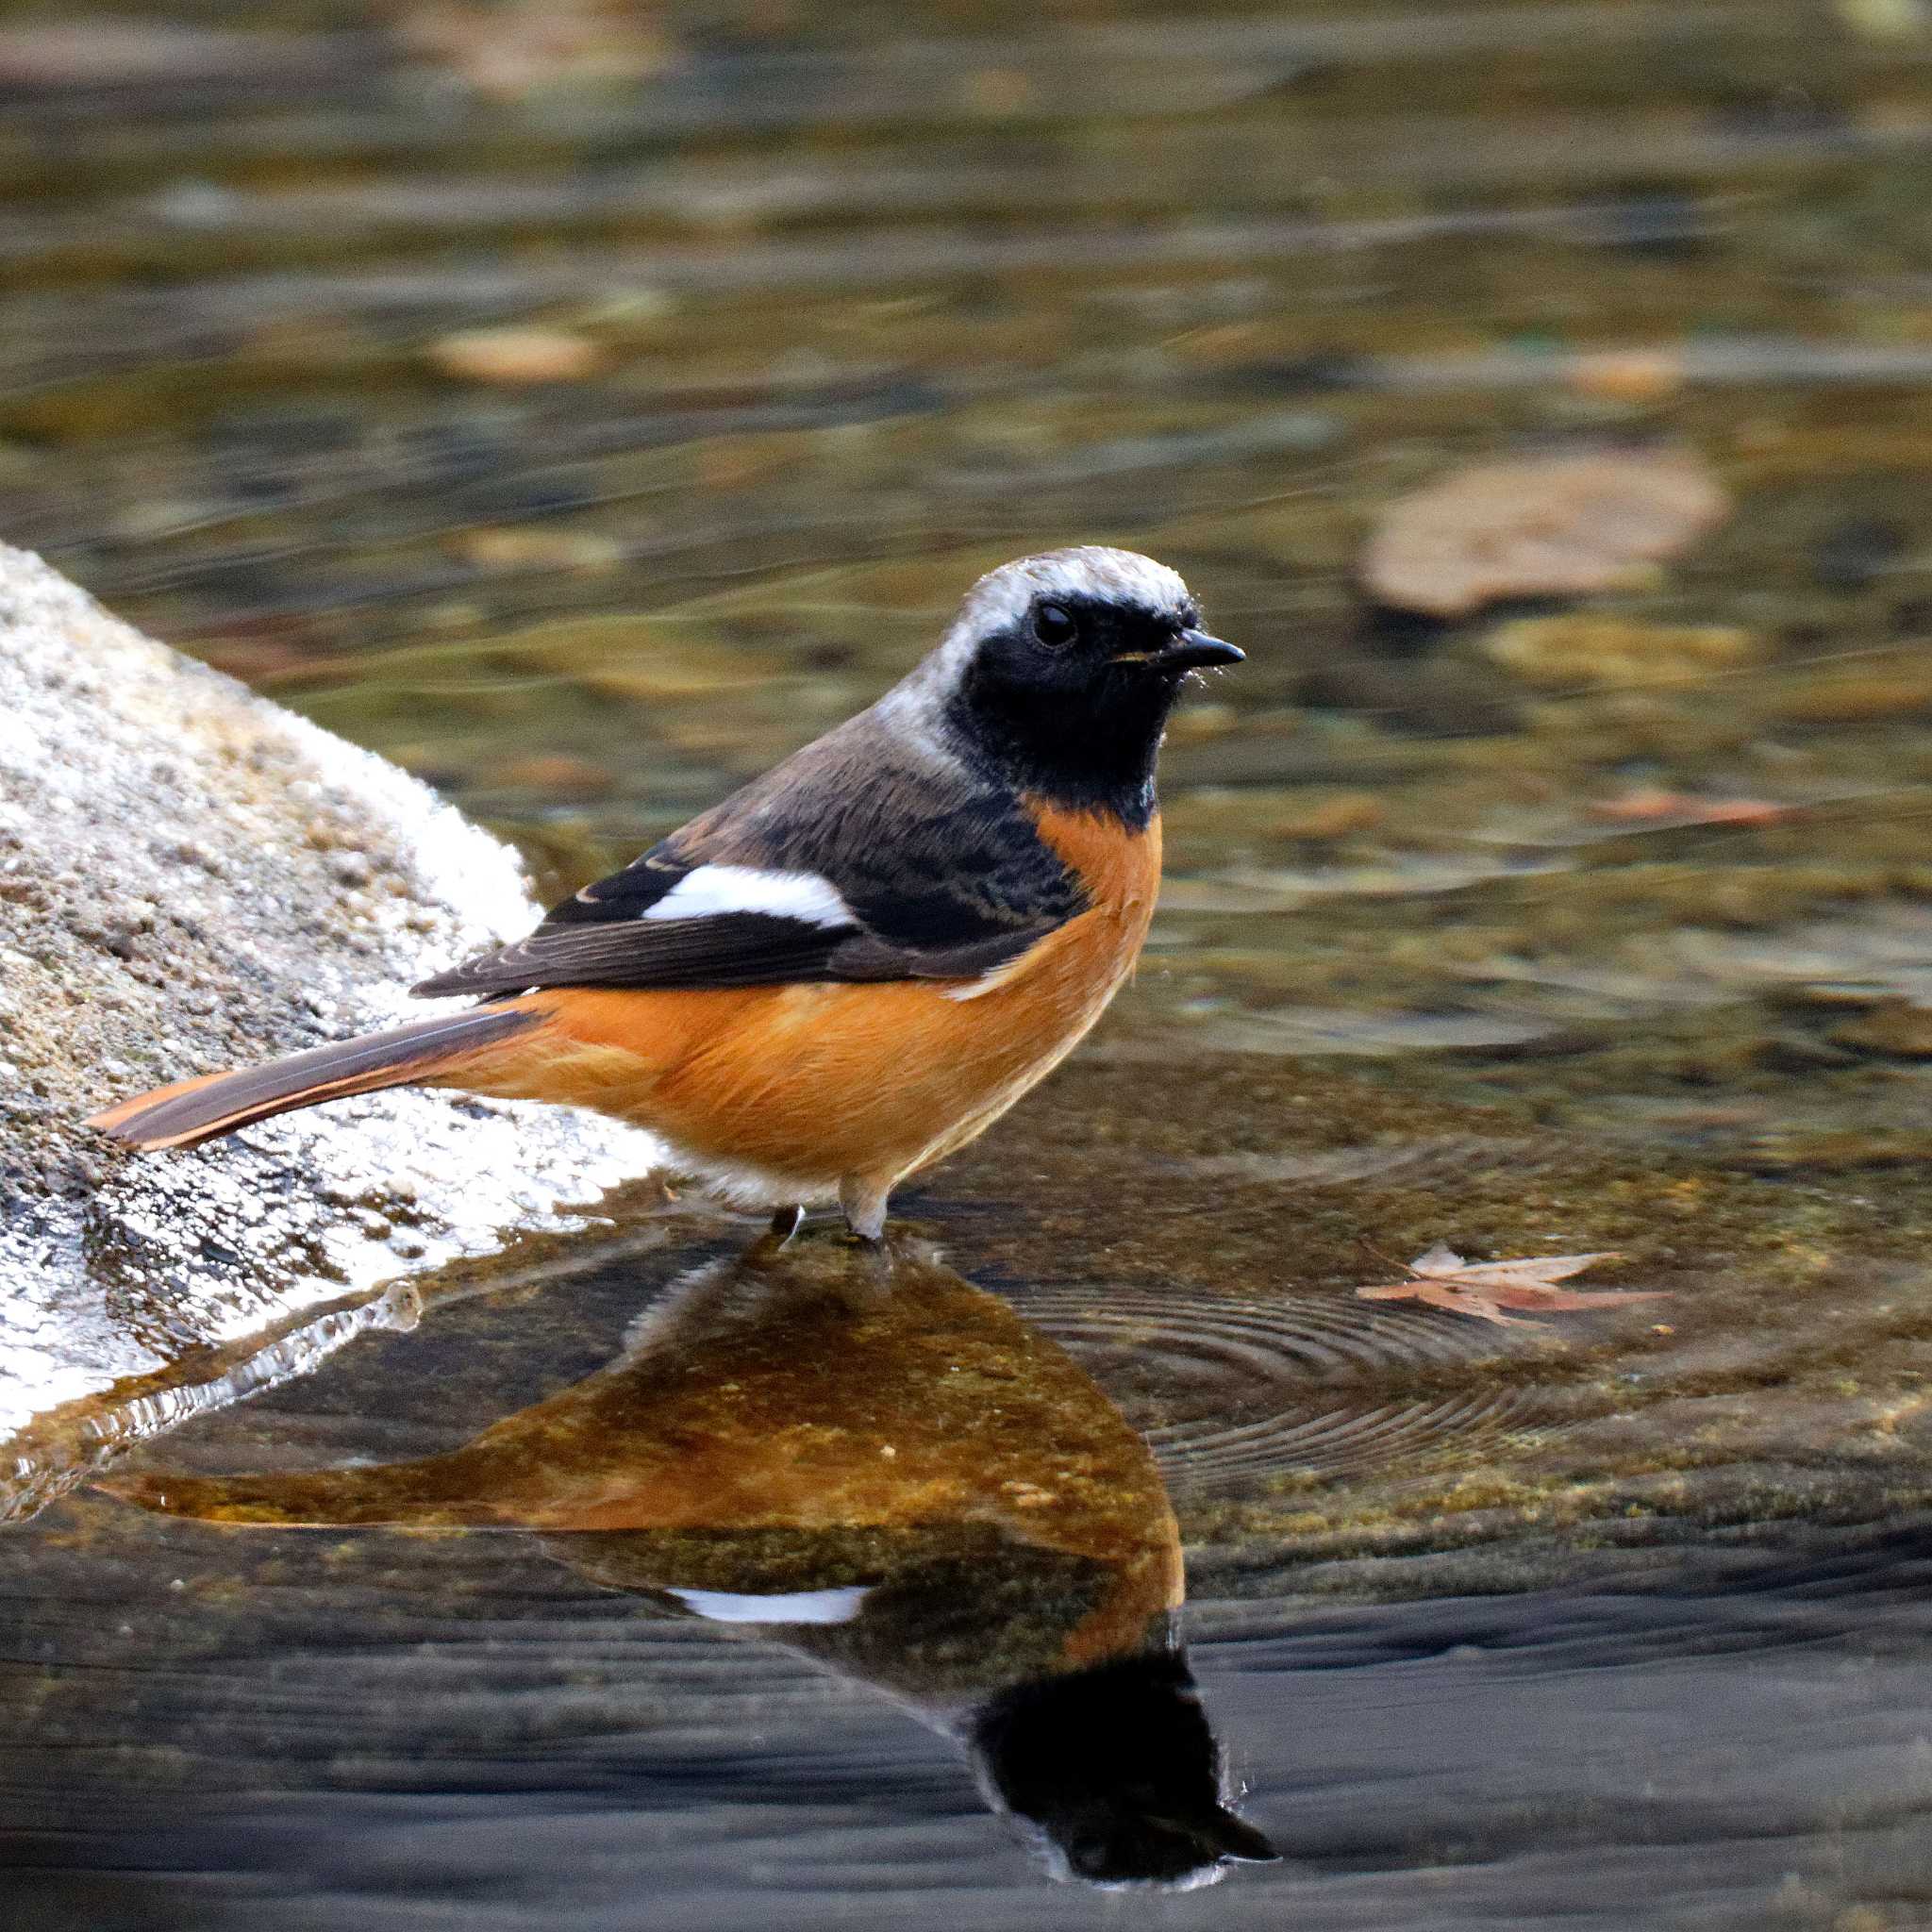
[
  {"x1": 1481, "y1": 614, "x2": 1762, "y2": 687},
  {"x1": 0, "y1": 544, "x2": 658, "y2": 1516},
  {"x1": 504, "y1": 610, "x2": 787, "y2": 702},
  {"x1": 499, "y1": 752, "x2": 619, "y2": 798},
  {"x1": 1265, "y1": 791, "x2": 1385, "y2": 840},
  {"x1": 1836, "y1": 0, "x2": 1932, "y2": 36},
  {"x1": 1566, "y1": 350, "x2": 1688, "y2": 407},
  {"x1": 394, "y1": 0, "x2": 674, "y2": 98},
  {"x1": 1163, "y1": 700, "x2": 1241, "y2": 743},
  {"x1": 1361, "y1": 447, "x2": 1731, "y2": 618},
  {"x1": 1830, "y1": 1000, "x2": 1932, "y2": 1058},
  {"x1": 445, "y1": 526, "x2": 624, "y2": 575},
  {"x1": 1296, "y1": 653, "x2": 1523, "y2": 734},
  {"x1": 1766, "y1": 662, "x2": 1932, "y2": 724},
  {"x1": 427, "y1": 327, "x2": 607, "y2": 387},
  {"x1": 0, "y1": 22, "x2": 343, "y2": 88}
]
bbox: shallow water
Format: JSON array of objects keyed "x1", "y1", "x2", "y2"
[{"x1": 11, "y1": 0, "x2": 1932, "y2": 1924}]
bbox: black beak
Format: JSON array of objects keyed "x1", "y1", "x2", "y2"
[{"x1": 1151, "y1": 629, "x2": 1244, "y2": 674}]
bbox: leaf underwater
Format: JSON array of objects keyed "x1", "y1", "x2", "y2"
[{"x1": 1357, "y1": 1243, "x2": 1668, "y2": 1327}]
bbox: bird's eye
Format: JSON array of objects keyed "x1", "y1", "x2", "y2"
[{"x1": 1032, "y1": 602, "x2": 1078, "y2": 647}]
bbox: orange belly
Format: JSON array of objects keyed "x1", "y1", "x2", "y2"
[{"x1": 444, "y1": 807, "x2": 1159, "y2": 1198}]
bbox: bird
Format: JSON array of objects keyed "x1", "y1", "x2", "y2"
[{"x1": 88, "y1": 547, "x2": 1241, "y2": 1242}]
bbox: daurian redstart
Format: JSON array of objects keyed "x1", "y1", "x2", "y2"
[{"x1": 89, "y1": 548, "x2": 1241, "y2": 1241}]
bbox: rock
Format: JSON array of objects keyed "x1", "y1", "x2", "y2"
[
  {"x1": 1361, "y1": 447, "x2": 1731, "y2": 618},
  {"x1": 1566, "y1": 350, "x2": 1688, "y2": 407},
  {"x1": 503, "y1": 611, "x2": 787, "y2": 702},
  {"x1": 1770, "y1": 663, "x2": 1932, "y2": 724},
  {"x1": 499, "y1": 753, "x2": 618, "y2": 798},
  {"x1": 1836, "y1": 0, "x2": 1931, "y2": 36},
  {"x1": 1267, "y1": 792, "x2": 1386, "y2": 840},
  {"x1": 1164, "y1": 700, "x2": 1241, "y2": 743},
  {"x1": 1480, "y1": 614, "x2": 1762, "y2": 687},
  {"x1": 445, "y1": 526, "x2": 623, "y2": 575},
  {"x1": 0, "y1": 22, "x2": 340, "y2": 88},
  {"x1": 1831, "y1": 1000, "x2": 1932, "y2": 1058},
  {"x1": 427, "y1": 327, "x2": 607, "y2": 387},
  {"x1": 0, "y1": 544, "x2": 659, "y2": 1518},
  {"x1": 395, "y1": 0, "x2": 674, "y2": 98}
]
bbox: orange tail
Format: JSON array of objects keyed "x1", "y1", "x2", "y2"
[{"x1": 86, "y1": 1004, "x2": 547, "y2": 1152}]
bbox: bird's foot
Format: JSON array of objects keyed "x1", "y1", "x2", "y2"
[{"x1": 838, "y1": 1176, "x2": 891, "y2": 1248}]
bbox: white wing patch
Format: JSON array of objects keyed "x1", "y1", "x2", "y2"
[
  {"x1": 642, "y1": 863, "x2": 855, "y2": 928},
  {"x1": 667, "y1": 1585, "x2": 871, "y2": 1625}
]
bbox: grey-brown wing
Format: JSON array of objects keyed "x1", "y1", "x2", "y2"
[{"x1": 413, "y1": 715, "x2": 1083, "y2": 1000}]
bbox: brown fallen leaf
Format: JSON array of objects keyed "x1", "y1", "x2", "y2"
[
  {"x1": 1585, "y1": 788, "x2": 1789, "y2": 827},
  {"x1": 1361, "y1": 447, "x2": 1730, "y2": 618},
  {"x1": 1357, "y1": 1242, "x2": 1666, "y2": 1327}
]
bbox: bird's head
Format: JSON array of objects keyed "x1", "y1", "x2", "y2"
[{"x1": 902, "y1": 547, "x2": 1241, "y2": 824}]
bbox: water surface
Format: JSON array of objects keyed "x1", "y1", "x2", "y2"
[{"x1": 10, "y1": 2, "x2": 1932, "y2": 1924}]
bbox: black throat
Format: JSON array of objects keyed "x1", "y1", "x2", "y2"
[{"x1": 945, "y1": 666, "x2": 1170, "y2": 829}]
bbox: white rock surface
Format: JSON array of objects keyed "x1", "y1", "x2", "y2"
[{"x1": 0, "y1": 543, "x2": 661, "y2": 1514}]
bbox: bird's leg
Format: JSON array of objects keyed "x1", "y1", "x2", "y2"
[
  {"x1": 839, "y1": 1174, "x2": 891, "y2": 1247},
  {"x1": 744, "y1": 1201, "x2": 808, "y2": 1267}
]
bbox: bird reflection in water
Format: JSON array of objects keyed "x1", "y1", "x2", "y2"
[{"x1": 103, "y1": 1236, "x2": 1278, "y2": 1890}]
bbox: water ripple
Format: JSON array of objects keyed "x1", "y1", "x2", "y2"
[{"x1": 1020, "y1": 1284, "x2": 1544, "y2": 1493}]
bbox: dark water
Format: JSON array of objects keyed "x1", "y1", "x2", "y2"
[
  {"x1": 15, "y1": 1229, "x2": 1932, "y2": 1930},
  {"x1": 12, "y1": 1, "x2": 1932, "y2": 1924}
]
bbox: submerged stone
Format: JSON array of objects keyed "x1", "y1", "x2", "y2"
[
  {"x1": 1480, "y1": 613, "x2": 1762, "y2": 688},
  {"x1": 426, "y1": 326, "x2": 608, "y2": 386},
  {"x1": 1831, "y1": 999, "x2": 1932, "y2": 1058}
]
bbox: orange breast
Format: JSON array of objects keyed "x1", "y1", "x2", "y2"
[{"x1": 449, "y1": 808, "x2": 1161, "y2": 1191}]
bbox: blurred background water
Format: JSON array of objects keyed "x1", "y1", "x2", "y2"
[{"x1": 15, "y1": 1, "x2": 1932, "y2": 1925}]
